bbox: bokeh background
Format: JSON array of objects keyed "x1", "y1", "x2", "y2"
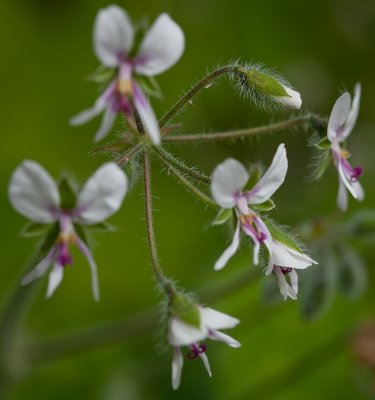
[{"x1": 1, "y1": 0, "x2": 375, "y2": 399}]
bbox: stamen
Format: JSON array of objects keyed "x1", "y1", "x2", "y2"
[
  {"x1": 187, "y1": 343, "x2": 207, "y2": 360},
  {"x1": 257, "y1": 232, "x2": 267, "y2": 242},
  {"x1": 280, "y1": 267, "x2": 292, "y2": 275},
  {"x1": 350, "y1": 166, "x2": 362, "y2": 182}
]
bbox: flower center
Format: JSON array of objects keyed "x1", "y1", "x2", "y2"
[
  {"x1": 350, "y1": 166, "x2": 362, "y2": 182},
  {"x1": 187, "y1": 343, "x2": 207, "y2": 360},
  {"x1": 280, "y1": 267, "x2": 292, "y2": 275}
]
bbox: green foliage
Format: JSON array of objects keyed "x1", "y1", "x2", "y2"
[
  {"x1": 240, "y1": 68, "x2": 288, "y2": 97},
  {"x1": 253, "y1": 199, "x2": 275, "y2": 212},
  {"x1": 58, "y1": 177, "x2": 77, "y2": 209},
  {"x1": 212, "y1": 208, "x2": 233, "y2": 226},
  {"x1": 264, "y1": 218, "x2": 303, "y2": 253},
  {"x1": 20, "y1": 222, "x2": 49, "y2": 238},
  {"x1": 169, "y1": 294, "x2": 201, "y2": 328}
]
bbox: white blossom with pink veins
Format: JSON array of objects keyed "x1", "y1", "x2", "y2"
[
  {"x1": 327, "y1": 83, "x2": 364, "y2": 211},
  {"x1": 70, "y1": 5, "x2": 185, "y2": 145},
  {"x1": 8, "y1": 161, "x2": 127, "y2": 300}
]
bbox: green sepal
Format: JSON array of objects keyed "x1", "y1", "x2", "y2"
[
  {"x1": 136, "y1": 75, "x2": 163, "y2": 99},
  {"x1": 241, "y1": 68, "x2": 288, "y2": 97},
  {"x1": 39, "y1": 223, "x2": 60, "y2": 257},
  {"x1": 87, "y1": 221, "x2": 116, "y2": 233},
  {"x1": 212, "y1": 208, "x2": 233, "y2": 226},
  {"x1": 20, "y1": 222, "x2": 49, "y2": 238},
  {"x1": 90, "y1": 65, "x2": 115, "y2": 84},
  {"x1": 170, "y1": 294, "x2": 201, "y2": 328},
  {"x1": 263, "y1": 218, "x2": 302, "y2": 253},
  {"x1": 59, "y1": 177, "x2": 77, "y2": 209},
  {"x1": 315, "y1": 137, "x2": 331, "y2": 150},
  {"x1": 253, "y1": 199, "x2": 275, "y2": 212},
  {"x1": 244, "y1": 165, "x2": 262, "y2": 191}
]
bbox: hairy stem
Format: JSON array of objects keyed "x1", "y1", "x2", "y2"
[
  {"x1": 159, "y1": 65, "x2": 238, "y2": 128},
  {"x1": 152, "y1": 146, "x2": 211, "y2": 184},
  {"x1": 158, "y1": 156, "x2": 217, "y2": 209},
  {"x1": 116, "y1": 142, "x2": 143, "y2": 167},
  {"x1": 162, "y1": 115, "x2": 313, "y2": 143}
]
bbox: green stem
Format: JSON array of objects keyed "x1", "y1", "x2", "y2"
[
  {"x1": 159, "y1": 65, "x2": 238, "y2": 129},
  {"x1": 158, "y1": 156, "x2": 217, "y2": 209},
  {"x1": 162, "y1": 115, "x2": 313, "y2": 143},
  {"x1": 115, "y1": 142, "x2": 143, "y2": 167},
  {"x1": 152, "y1": 146, "x2": 211, "y2": 184}
]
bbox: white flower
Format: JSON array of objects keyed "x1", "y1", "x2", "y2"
[
  {"x1": 211, "y1": 144, "x2": 288, "y2": 271},
  {"x1": 276, "y1": 85, "x2": 302, "y2": 109},
  {"x1": 168, "y1": 306, "x2": 240, "y2": 390},
  {"x1": 327, "y1": 83, "x2": 364, "y2": 211},
  {"x1": 8, "y1": 161, "x2": 128, "y2": 300},
  {"x1": 269, "y1": 240, "x2": 317, "y2": 300},
  {"x1": 70, "y1": 5, "x2": 185, "y2": 145}
]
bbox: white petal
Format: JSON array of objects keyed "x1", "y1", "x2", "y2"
[
  {"x1": 247, "y1": 144, "x2": 287, "y2": 204},
  {"x1": 199, "y1": 307, "x2": 240, "y2": 330},
  {"x1": 337, "y1": 176, "x2": 348, "y2": 212},
  {"x1": 211, "y1": 159, "x2": 249, "y2": 208},
  {"x1": 94, "y1": 5, "x2": 134, "y2": 67},
  {"x1": 273, "y1": 266, "x2": 295, "y2": 301},
  {"x1": 46, "y1": 264, "x2": 64, "y2": 298},
  {"x1": 353, "y1": 180, "x2": 364, "y2": 201},
  {"x1": 289, "y1": 269, "x2": 299, "y2": 296},
  {"x1": 271, "y1": 240, "x2": 317, "y2": 270},
  {"x1": 214, "y1": 221, "x2": 241, "y2": 271},
  {"x1": 199, "y1": 353, "x2": 212, "y2": 377},
  {"x1": 168, "y1": 317, "x2": 208, "y2": 347},
  {"x1": 69, "y1": 97, "x2": 107, "y2": 126},
  {"x1": 327, "y1": 92, "x2": 351, "y2": 142},
  {"x1": 338, "y1": 160, "x2": 358, "y2": 199},
  {"x1": 76, "y1": 237, "x2": 100, "y2": 301},
  {"x1": 76, "y1": 162, "x2": 128, "y2": 225},
  {"x1": 94, "y1": 106, "x2": 117, "y2": 142},
  {"x1": 344, "y1": 82, "x2": 361, "y2": 138},
  {"x1": 172, "y1": 347, "x2": 184, "y2": 390},
  {"x1": 135, "y1": 13, "x2": 185, "y2": 76},
  {"x1": 276, "y1": 86, "x2": 302, "y2": 109},
  {"x1": 9, "y1": 160, "x2": 60, "y2": 223},
  {"x1": 132, "y1": 82, "x2": 160, "y2": 144},
  {"x1": 208, "y1": 330, "x2": 241, "y2": 348},
  {"x1": 21, "y1": 252, "x2": 52, "y2": 285}
]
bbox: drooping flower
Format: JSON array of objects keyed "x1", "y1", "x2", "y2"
[
  {"x1": 8, "y1": 161, "x2": 128, "y2": 300},
  {"x1": 211, "y1": 144, "x2": 288, "y2": 271},
  {"x1": 268, "y1": 239, "x2": 317, "y2": 300},
  {"x1": 70, "y1": 5, "x2": 185, "y2": 145},
  {"x1": 327, "y1": 83, "x2": 364, "y2": 211},
  {"x1": 168, "y1": 300, "x2": 240, "y2": 390}
]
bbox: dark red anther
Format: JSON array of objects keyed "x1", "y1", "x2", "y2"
[{"x1": 281, "y1": 267, "x2": 292, "y2": 275}]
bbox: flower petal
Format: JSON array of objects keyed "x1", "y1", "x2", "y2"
[
  {"x1": 94, "y1": 5, "x2": 134, "y2": 67},
  {"x1": 135, "y1": 13, "x2": 185, "y2": 76},
  {"x1": 214, "y1": 221, "x2": 241, "y2": 271},
  {"x1": 94, "y1": 106, "x2": 117, "y2": 142},
  {"x1": 337, "y1": 175, "x2": 348, "y2": 212},
  {"x1": 338, "y1": 159, "x2": 359, "y2": 199},
  {"x1": 289, "y1": 269, "x2": 299, "y2": 296},
  {"x1": 172, "y1": 347, "x2": 184, "y2": 390},
  {"x1": 344, "y1": 82, "x2": 361, "y2": 138},
  {"x1": 271, "y1": 240, "x2": 317, "y2": 270},
  {"x1": 21, "y1": 252, "x2": 52, "y2": 285},
  {"x1": 208, "y1": 330, "x2": 241, "y2": 348},
  {"x1": 199, "y1": 307, "x2": 240, "y2": 330},
  {"x1": 76, "y1": 237, "x2": 100, "y2": 301},
  {"x1": 327, "y1": 92, "x2": 351, "y2": 142},
  {"x1": 76, "y1": 162, "x2": 128, "y2": 225},
  {"x1": 46, "y1": 264, "x2": 64, "y2": 298},
  {"x1": 211, "y1": 159, "x2": 249, "y2": 209},
  {"x1": 353, "y1": 180, "x2": 365, "y2": 201},
  {"x1": 199, "y1": 353, "x2": 212, "y2": 378},
  {"x1": 276, "y1": 86, "x2": 302, "y2": 109},
  {"x1": 69, "y1": 97, "x2": 107, "y2": 127},
  {"x1": 9, "y1": 160, "x2": 60, "y2": 223},
  {"x1": 168, "y1": 317, "x2": 208, "y2": 347},
  {"x1": 247, "y1": 144, "x2": 287, "y2": 204},
  {"x1": 273, "y1": 266, "x2": 296, "y2": 301},
  {"x1": 132, "y1": 82, "x2": 160, "y2": 145}
]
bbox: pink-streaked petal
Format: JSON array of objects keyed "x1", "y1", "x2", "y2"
[
  {"x1": 337, "y1": 175, "x2": 348, "y2": 212},
  {"x1": 76, "y1": 162, "x2": 128, "y2": 225},
  {"x1": 21, "y1": 252, "x2": 52, "y2": 285},
  {"x1": 208, "y1": 330, "x2": 241, "y2": 348},
  {"x1": 344, "y1": 82, "x2": 361, "y2": 138},
  {"x1": 276, "y1": 86, "x2": 302, "y2": 109},
  {"x1": 94, "y1": 106, "x2": 117, "y2": 142},
  {"x1": 327, "y1": 92, "x2": 351, "y2": 142},
  {"x1": 9, "y1": 160, "x2": 60, "y2": 223},
  {"x1": 199, "y1": 353, "x2": 212, "y2": 378},
  {"x1": 69, "y1": 97, "x2": 107, "y2": 126},
  {"x1": 214, "y1": 221, "x2": 241, "y2": 271},
  {"x1": 273, "y1": 266, "x2": 296, "y2": 301},
  {"x1": 172, "y1": 347, "x2": 184, "y2": 390},
  {"x1": 338, "y1": 160, "x2": 358, "y2": 199},
  {"x1": 94, "y1": 5, "x2": 134, "y2": 67},
  {"x1": 46, "y1": 264, "x2": 64, "y2": 298},
  {"x1": 211, "y1": 159, "x2": 249, "y2": 209},
  {"x1": 132, "y1": 82, "x2": 160, "y2": 145},
  {"x1": 76, "y1": 237, "x2": 100, "y2": 301},
  {"x1": 199, "y1": 307, "x2": 240, "y2": 330},
  {"x1": 135, "y1": 13, "x2": 185, "y2": 76},
  {"x1": 247, "y1": 144, "x2": 288, "y2": 204},
  {"x1": 271, "y1": 240, "x2": 317, "y2": 271},
  {"x1": 168, "y1": 317, "x2": 207, "y2": 347}
]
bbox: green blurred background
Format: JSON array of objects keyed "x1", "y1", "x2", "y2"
[{"x1": 1, "y1": 0, "x2": 375, "y2": 399}]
